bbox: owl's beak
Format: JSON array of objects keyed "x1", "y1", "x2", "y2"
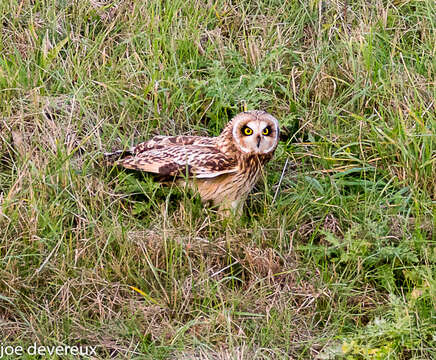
[{"x1": 256, "y1": 135, "x2": 261, "y2": 148}]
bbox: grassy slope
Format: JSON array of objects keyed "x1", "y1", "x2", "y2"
[{"x1": 0, "y1": 0, "x2": 435, "y2": 359}]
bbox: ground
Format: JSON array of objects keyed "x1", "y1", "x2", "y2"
[{"x1": 0, "y1": 0, "x2": 435, "y2": 359}]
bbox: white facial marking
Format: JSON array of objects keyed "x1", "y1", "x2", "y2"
[{"x1": 232, "y1": 117, "x2": 253, "y2": 153}]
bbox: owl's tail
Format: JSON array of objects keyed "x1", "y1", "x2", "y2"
[{"x1": 103, "y1": 148, "x2": 134, "y2": 162}]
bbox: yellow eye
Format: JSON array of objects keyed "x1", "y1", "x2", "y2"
[
  {"x1": 262, "y1": 127, "x2": 270, "y2": 135},
  {"x1": 243, "y1": 127, "x2": 253, "y2": 136}
]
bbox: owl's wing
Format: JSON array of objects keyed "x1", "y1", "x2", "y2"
[
  {"x1": 104, "y1": 136, "x2": 213, "y2": 159},
  {"x1": 116, "y1": 144, "x2": 238, "y2": 179},
  {"x1": 134, "y1": 135, "x2": 213, "y2": 153}
]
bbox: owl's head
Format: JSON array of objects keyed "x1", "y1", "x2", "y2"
[{"x1": 231, "y1": 110, "x2": 279, "y2": 155}]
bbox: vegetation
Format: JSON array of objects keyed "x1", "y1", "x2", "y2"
[{"x1": 0, "y1": 0, "x2": 434, "y2": 358}]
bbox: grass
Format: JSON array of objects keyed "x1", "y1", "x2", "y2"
[{"x1": 0, "y1": 0, "x2": 435, "y2": 358}]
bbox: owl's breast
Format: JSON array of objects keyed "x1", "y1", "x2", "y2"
[{"x1": 194, "y1": 153, "x2": 271, "y2": 205}]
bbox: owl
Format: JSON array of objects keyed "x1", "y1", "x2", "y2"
[{"x1": 105, "y1": 110, "x2": 280, "y2": 214}]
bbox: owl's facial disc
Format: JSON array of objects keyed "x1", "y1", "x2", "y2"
[{"x1": 232, "y1": 112, "x2": 279, "y2": 155}]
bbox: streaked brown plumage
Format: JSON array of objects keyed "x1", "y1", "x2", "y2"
[{"x1": 105, "y1": 110, "x2": 279, "y2": 214}]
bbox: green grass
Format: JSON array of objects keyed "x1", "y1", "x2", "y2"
[{"x1": 0, "y1": 0, "x2": 435, "y2": 359}]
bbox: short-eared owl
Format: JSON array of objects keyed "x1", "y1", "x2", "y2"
[{"x1": 105, "y1": 110, "x2": 279, "y2": 213}]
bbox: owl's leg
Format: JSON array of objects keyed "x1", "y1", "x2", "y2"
[{"x1": 217, "y1": 198, "x2": 245, "y2": 217}]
